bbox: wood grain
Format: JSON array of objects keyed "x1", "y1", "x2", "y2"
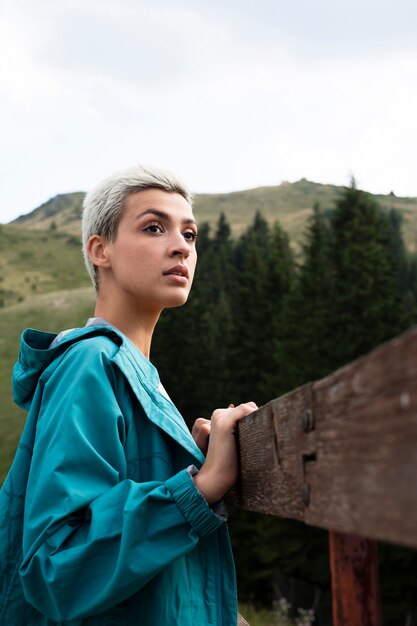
[
  {"x1": 234, "y1": 384, "x2": 312, "y2": 520},
  {"x1": 234, "y1": 325, "x2": 417, "y2": 548}
]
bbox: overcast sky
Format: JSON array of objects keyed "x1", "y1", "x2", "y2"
[{"x1": 1, "y1": 0, "x2": 416, "y2": 223}]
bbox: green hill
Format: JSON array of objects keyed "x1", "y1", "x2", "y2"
[
  {"x1": 10, "y1": 179, "x2": 417, "y2": 252},
  {"x1": 0, "y1": 225, "x2": 90, "y2": 308},
  {"x1": 12, "y1": 192, "x2": 85, "y2": 234}
]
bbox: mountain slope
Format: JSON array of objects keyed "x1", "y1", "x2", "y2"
[
  {"x1": 10, "y1": 179, "x2": 417, "y2": 252},
  {"x1": 0, "y1": 225, "x2": 90, "y2": 308},
  {"x1": 13, "y1": 192, "x2": 85, "y2": 234}
]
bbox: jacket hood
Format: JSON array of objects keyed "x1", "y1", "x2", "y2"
[{"x1": 12, "y1": 327, "x2": 122, "y2": 410}]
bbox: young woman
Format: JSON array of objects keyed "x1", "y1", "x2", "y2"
[{"x1": 0, "y1": 165, "x2": 257, "y2": 625}]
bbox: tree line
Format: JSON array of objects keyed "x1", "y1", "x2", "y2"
[{"x1": 152, "y1": 182, "x2": 417, "y2": 625}]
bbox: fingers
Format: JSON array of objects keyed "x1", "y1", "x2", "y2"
[
  {"x1": 231, "y1": 402, "x2": 258, "y2": 417},
  {"x1": 193, "y1": 417, "x2": 211, "y2": 429},
  {"x1": 194, "y1": 401, "x2": 258, "y2": 503},
  {"x1": 195, "y1": 403, "x2": 257, "y2": 426},
  {"x1": 223, "y1": 401, "x2": 258, "y2": 413},
  {"x1": 192, "y1": 418, "x2": 211, "y2": 438},
  {"x1": 192, "y1": 418, "x2": 211, "y2": 455},
  {"x1": 212, "y1": 401, "x2": 258, "y2": 422}
]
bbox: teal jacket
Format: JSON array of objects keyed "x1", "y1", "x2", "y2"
[{"x1": 0, "y1": 326, "x2": 237, "y2": 625}]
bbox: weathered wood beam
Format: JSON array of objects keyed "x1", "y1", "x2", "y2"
[{"x1": 233, "y1": 324, "x2": 417, "y2": 549}]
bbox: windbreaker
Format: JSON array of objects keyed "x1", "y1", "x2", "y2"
[{"x1": 0, "y1": 325, "x2": 237, "y2": 625}]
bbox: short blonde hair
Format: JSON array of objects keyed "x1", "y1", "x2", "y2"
[{"x1": 82, "y1": 164, "x2": 192, "y2": 289}]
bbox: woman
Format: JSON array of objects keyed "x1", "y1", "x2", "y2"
[{"x1": 0, "y1": 165, "x2": 257, "y2": 625}]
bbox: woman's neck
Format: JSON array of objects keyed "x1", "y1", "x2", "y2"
[{"x1": 94, "y1": 296, "x2": 160, "y2": 359}]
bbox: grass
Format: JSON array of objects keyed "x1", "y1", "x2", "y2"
[
  {"x1": 12, "y1": 192, "x2": 85, "y2": 234},
  {"x1": 239, "y1": 604, "x2": 280, "y2": 626},
  {"x1": 0, "y1": 225, "x2": 90, "y2": 307},
  {"x1": 238, "y1": 601, "x2": 315, "y2": 626}
]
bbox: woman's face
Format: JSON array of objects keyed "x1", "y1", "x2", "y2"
[{"x1": 100, "y1": 188, "x2": 198, "y2": 313}]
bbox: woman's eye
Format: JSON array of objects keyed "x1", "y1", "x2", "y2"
[
  {"x1": 144, "y1": 223, "x2": 163, "y2": 234},
  {"x1": 183, "y1": 231, "x2": 198, "y2": 242}
]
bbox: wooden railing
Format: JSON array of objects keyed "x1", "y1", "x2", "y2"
[{"x1": 232, "y1": 324, "x2": 417, "y2": 625}]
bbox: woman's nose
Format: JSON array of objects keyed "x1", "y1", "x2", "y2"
[{"x1": 169, "y1": 233, "x2": 190, "y2": 257}]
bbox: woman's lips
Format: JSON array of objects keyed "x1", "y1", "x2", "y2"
[{"x1": 163, "y1": 265, "x2": 189, "y2": 284}]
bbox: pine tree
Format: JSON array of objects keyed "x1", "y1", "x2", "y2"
[
  {"x1": 185, "y1": 213, "x2": 235, "y2": 409},
  {"x1": 229, "y1": 213, "x2": 273, "y2": 404},
  {"x1": 273, "y1": 203, "x2": 334, "y2": 388},
  {"x1": 326, "y1": 182, "x2": 400, "y2": 368},
  {"x1": 386, "y1": 208, "x2": 417, "y2": 328},
  {"x1": 259, "y1": 222, "x2": 296, "y2": 398},
  {"x1": 230, "y1": 213, "x2": 295, "y2": 405}
]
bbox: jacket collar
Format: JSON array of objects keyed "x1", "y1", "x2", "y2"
[
  {"x1": 78, "y1": 324, "x2": 205, "y2": 465},
  {"x1": 112, "y1": 337, "x2": 206, "y2": 466}
]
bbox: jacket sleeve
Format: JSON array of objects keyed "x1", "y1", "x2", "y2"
[{"x1": 20, "y1": 340, "x2": 222, "y2": 621}]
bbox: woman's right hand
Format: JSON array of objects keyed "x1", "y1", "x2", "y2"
[{"x1": 194, "y1": 402, "x2": 258, "y2": 504}]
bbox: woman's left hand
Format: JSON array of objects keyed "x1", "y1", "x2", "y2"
[{"x1": 191, "y1": 418, "x2": 211, "y2": 455}]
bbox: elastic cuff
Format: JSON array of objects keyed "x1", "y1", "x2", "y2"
[
  {"x1": 166, "y1": 469, "x2": 223, "y2": 537},
  {"x1": 186, "y1": 465, "x2": 228, "y2": 522}
]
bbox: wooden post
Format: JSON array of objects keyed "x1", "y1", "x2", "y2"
[{"x1": 329, "y1": 531, "x2": 381, "y2": 626}]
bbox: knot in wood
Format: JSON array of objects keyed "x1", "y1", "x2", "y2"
[{"x1": 300, "y1": 408, "x2": 314, "y2": 433}]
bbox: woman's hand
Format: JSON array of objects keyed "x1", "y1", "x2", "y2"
[
  {"x1": 194, "y1": 402, "x2": 258, "y2": 504},
  {"x1": 192, "y1": 404, "x2": 237, "y2": 454}
]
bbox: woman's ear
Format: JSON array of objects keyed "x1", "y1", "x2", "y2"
[{"x1": 87, "y1": 235, "x2": 112, "y2": 269}]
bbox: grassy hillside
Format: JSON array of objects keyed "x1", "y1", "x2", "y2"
[
  {"x1": 10, "y1": 179, "x2": 417, "y2": 252},
  {"x1": 12, "y1": 192, "x2": 84, "y2": 235},
  {"x1": 0, "y1": 287, "x2": 95, "y2": 481},
  {"x1": 195, "y1": 180, "x2": 417, "y2": 250},
  {"x1": 0, "y1": 225, "x2": 90, "y2": 307}
]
